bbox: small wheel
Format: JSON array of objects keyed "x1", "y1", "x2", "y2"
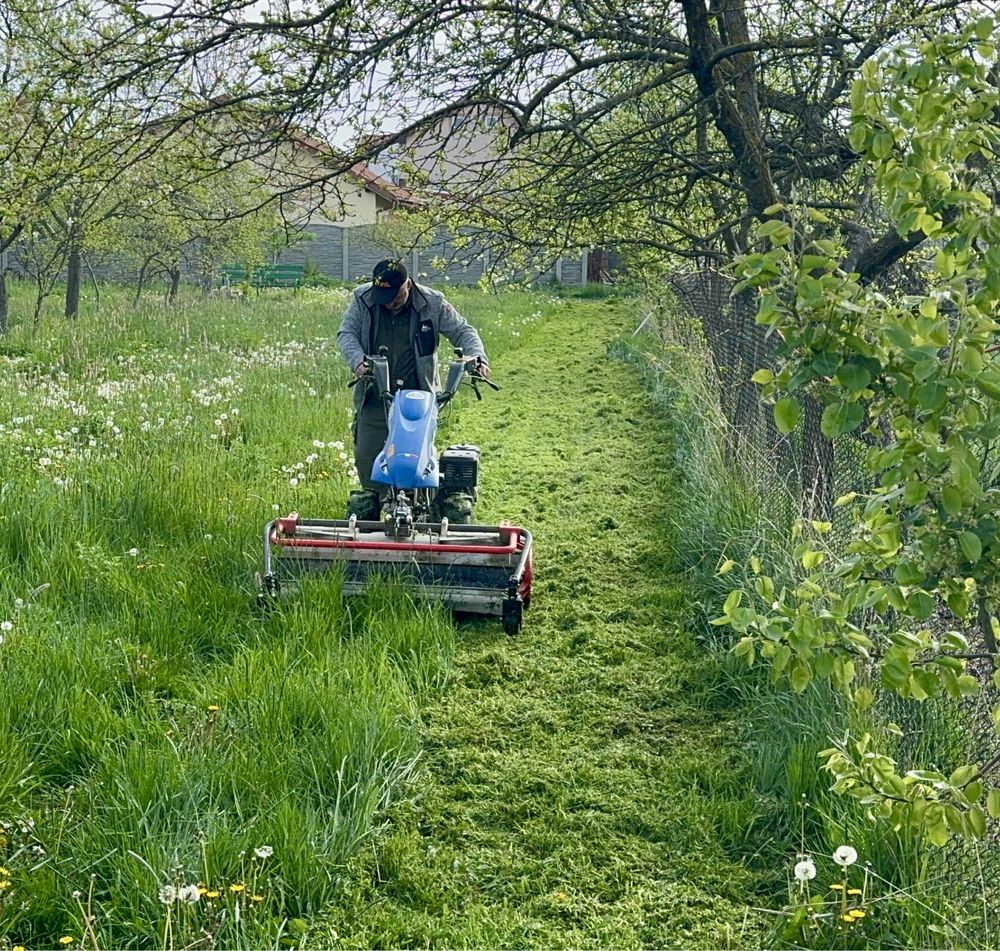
[
  {"x1": 255, "y1": 573, "x2": 280, "y2": 612},
  {"x1": 501, "y1": 597, "x2": 522, "y2": 636}
]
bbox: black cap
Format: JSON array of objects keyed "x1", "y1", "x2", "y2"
[{"x1": 371, "y1": 259, "x2": 408, "y2": 305}]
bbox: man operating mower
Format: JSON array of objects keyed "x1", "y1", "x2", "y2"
[{"x1": 337, "y1": 258, "x2": 491, "y2": 520}]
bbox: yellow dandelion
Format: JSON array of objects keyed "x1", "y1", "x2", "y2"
[
  {"x1": 59, "y1": 938, "x2": 75, "y2": 946},
  {"x1": 207, "y1": 705, "x2": 221, "y2": 713},
  {"x1": 13, "y1": 945, "x2": 26, "y2": 951},
  {"x1": 0, "y1": 880, "x2": 12, "y2": 889},
  {"x1": 205, "y1": 890, "x2": 220, "y2": 898},
  {"x1": 847, "y1": 888, "x2": 863, "y2": 895},
  {"x1": 229, "y1": 883, "x2": 246, "y2": 893},
  {"x1": 553, "y1": 891, "x2": 568, "y2": 902},
  {"x1": 829, "y1": 883, "x2": 845, "y2": 891},
  {"x1": 251, "y1": 894, "x2": 264, "y2": 903},
  {"x1": 0, "y1": 866, "x2": 9, "y2": 875},
  {"x1": 850, "y1": 909, "x2": 867, "y2": 919},
  {"x1": 840, "y1": 914, "x2": 855, "y2": 923}
]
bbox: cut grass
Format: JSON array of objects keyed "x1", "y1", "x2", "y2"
[
  {"x1": 0, "y1": 280, "x2": 768, "y2": 948},
  {"x1": 317, "y1": 294, "x2": 768, "y2": 948}
]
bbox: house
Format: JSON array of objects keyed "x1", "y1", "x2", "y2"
[
  {"x1": 251, "y1": 127, "x2": 419, "y2": 228},
  {"x1": 368, "y1": 104, "x2": 519, "y2": 192}
]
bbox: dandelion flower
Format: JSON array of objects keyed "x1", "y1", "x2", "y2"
[
  {"x1": 0, "y1": 867, "x2": 9, "y2": 875},
  {"x1": 13, "y1": 945, "x2": 26, "y2": 950},
  {"x1": 840, "y1": 914, "x2": 855, "y2": 923},
  {"x1": 159, "y1": 884, "x2": 178, "y2": 904},
  {"x1": 59, "y1": 937, "x2": 75, "y2": 945},
  {"x1": 207, "y1": 705, "x2": 220, "y2": 712},
  {"x1": 848, "y1": 888, "x2": 863, "y2": 896},
  {"x1": 229, "y1": 883, "x2": 246, "y2": 893},
  {"x1": 829, "y1": 883, "x2": 845, "y2": 891},
  {"x1": 128, "y1": 548, "x2": 140, "y2": 557},
  {"x1": 833, "y1": 845, "x2": 858, "y2": 867},
  {"x1": 793, "y1": 858, "x2": 816, "y2": 882},
  {"x1": 849, "y1": 909, "x2": 866, "y2": 919},
  {"x1": 254, "y1": 845, "x2": 274, "y2": 860},
  {"x1": 0, "y1": 880, "x2": 11, "y2": 889},
  {"x1": 205, "y1": 889, "x2": 220, "y2": 898},
  {"x1": 251, "y1": 893, "x2": 264, "y2": 902},
  {"x1": 1, "y1": 621, "x2": 12, "y2": 632}
]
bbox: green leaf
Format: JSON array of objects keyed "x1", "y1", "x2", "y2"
[
  {"x1": 942, "y1": 485, "x2": 964, "y2": 516},
  {"x1": 801, "y1": 550, "x2": 824, "y2": 570},
  {"x1": 774, "y1": 398, "x2": 801, "y2": 434},
  {"x1": 872, "y1": 130, "x2": 894, "y2": 158},
  {"x1": 723, "y1": 589, "x2": 743, "y2": 614},
  {"x1": 907, "y1": 590, "x2": 936, "y2": 620},
  {"x1": 987, "y1": 789, "x2": 1000, "y2": 820},
  {"x1": 790, "y1": 660, "x2": 812, "y2": 693},
  {"x1": 968, "y1": 805, "x2": 987, "y2": 838},
  {"x1": 975, "y1": 16, "x2": 994, "y2": 40},
  {"x1": 959, "y1": 531, "x2": 983, "y2": 564},
  {"x1": 820, "y1": 401, "x2": 864, "y2": 438},
  {"x1": 894, "y1": 561, "x2": 925, "y2": 586},
  {"x1": 836, "y1": 364, "x2": 873, "y2": 391},
  {"x1": 854, "y1": 685, "x2": 875, "y2": 712},
  {"x1": 750, "y1": 369, "x2": 774, "y2": 384}
]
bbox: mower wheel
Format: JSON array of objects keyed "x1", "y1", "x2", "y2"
[
  {"x1": 346, "y1": 489, "x2": 380, "y2": 520},
  {"x1": 438, "y1": 492, "x2": 475, "y2": 524}
]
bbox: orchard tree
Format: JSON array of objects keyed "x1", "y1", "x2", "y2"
[
  {"x1": 716, "y1": 13, "x2": 1000, "y2": 845},
  {"x1": 13, "y1": 0, "x2": 982, "y2": 283}
]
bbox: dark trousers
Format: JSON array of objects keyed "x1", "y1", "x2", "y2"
[{"x1": 354, "y1": 403, "x2": 389, "y2": 494}]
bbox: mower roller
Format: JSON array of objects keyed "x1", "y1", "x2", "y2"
[{"x1": 257, "y1": 350, "x2": 533, "y2": 634}]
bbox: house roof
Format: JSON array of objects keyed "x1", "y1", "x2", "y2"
[{"x1": 287, "y1": 128, "x2": 418, "y2": 206}]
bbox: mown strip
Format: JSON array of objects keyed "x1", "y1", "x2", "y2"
[{"x1": 322, "y1": 294, "x2": 767, "y2": 948}]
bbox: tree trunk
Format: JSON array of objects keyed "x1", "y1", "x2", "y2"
[
  {"x1": 134, "y1": 258, "x2": 151, "y2": 305},
  {"x1": 65, "y1": 243, "x2": 82, "y2": 319},
  {"x1": 167, "y1": 267, "x2": 182, "y2": 304},
  {"x1": 0, "y1": 263, "x2": 8, "y2": 336}
]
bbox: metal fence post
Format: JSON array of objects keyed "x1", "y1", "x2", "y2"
[
  {"x1": 581, "y1": 249, "x2": 589, "y2": 284},
  {"x1": 342, "y1": 227, "x2": 350, "y2": 281}
]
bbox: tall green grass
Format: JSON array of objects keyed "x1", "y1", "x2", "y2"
[
  {"x1": 618, "y1": 299, "x2": 985, "y2": 949},
  {"x1": 0, "y1": 278, "x2": 568, "y2": 948}
]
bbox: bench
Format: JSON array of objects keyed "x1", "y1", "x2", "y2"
[{"x1": 219, "y1": 263, "x2": 305, "y2": 293}]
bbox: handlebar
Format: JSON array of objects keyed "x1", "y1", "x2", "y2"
[{"x1": 346, "y1": 354, "x2": 499, "y2": 401}]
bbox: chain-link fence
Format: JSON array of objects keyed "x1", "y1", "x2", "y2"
[{"x1": 666, "y1": 267, "x2": 1000, "y2": 942}]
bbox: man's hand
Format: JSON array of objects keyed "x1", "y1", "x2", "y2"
[
  {"x1": 474, "y1": 356, "x2": 491, "y2": 380},
  {"x1": 354, "y1": 359, "x2": 371, "y2": 379}
]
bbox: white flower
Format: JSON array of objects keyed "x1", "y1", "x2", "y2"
[
  {"x1": 159, "y1": 884, "x2": 178, "y2": 904},
  {"x1": 128, "y1": 548, "x2": 140, "y2": 557},
  {"x1": 1, "y1": 621, "x2": 12, "y2": 632},
  {"x1": 254, "y1": 845, "x2": 274, "y2": 860},
  {"x1": 794, "y1": 858, "x2": 817, "y2": 882},
  {"x1": 178, "y1": 884, "x2": 201, "y2": 904},
  {"x1": 289, "y1": 478, "x2": 299, "y2": 487},
  {"x1": 833, "y1": 845, "x2": 858, "y2": 867}
]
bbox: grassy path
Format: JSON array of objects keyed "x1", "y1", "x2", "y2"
[{"x1": 325, "y1": 297, "x2": 765, "y2": 948}]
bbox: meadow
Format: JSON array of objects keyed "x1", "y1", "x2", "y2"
[{"x1": 0, "y1": 279, "x2": 559, "y2": 948}]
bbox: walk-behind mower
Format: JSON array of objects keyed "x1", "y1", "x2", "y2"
[{"x1": 257, "y1": 349, "x2": 533, "y2": 634}]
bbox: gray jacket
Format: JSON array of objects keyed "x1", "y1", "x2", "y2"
[{"x1": 337, "y1": 282, "x2": 488, "y2": 412}]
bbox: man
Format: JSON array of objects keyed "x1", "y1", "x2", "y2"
[{"x1": 337, "y1": 259, "x2": 490, "y2": 517}]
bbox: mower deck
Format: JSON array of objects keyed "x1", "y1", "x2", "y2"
[{"x1": 260, "y1": 514, "x2": 533, "y2": 633}]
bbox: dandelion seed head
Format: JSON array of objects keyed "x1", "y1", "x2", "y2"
[
  {"x1": 833, "y1": 845, "x2": 858, "y2": 867},
  {"x1": 793, "y1": 858, "x2": 817, "y2": 882},
  {"x1": 254, "y1": 845, "x2": 274, "y2": 860},
  {"x1": 159, "y1": 885, "x2": 177, "y2": 904}
]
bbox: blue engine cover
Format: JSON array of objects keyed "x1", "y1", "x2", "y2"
[{"x1": 371, "y1": 390, "x2": 440, "y2": 489}]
